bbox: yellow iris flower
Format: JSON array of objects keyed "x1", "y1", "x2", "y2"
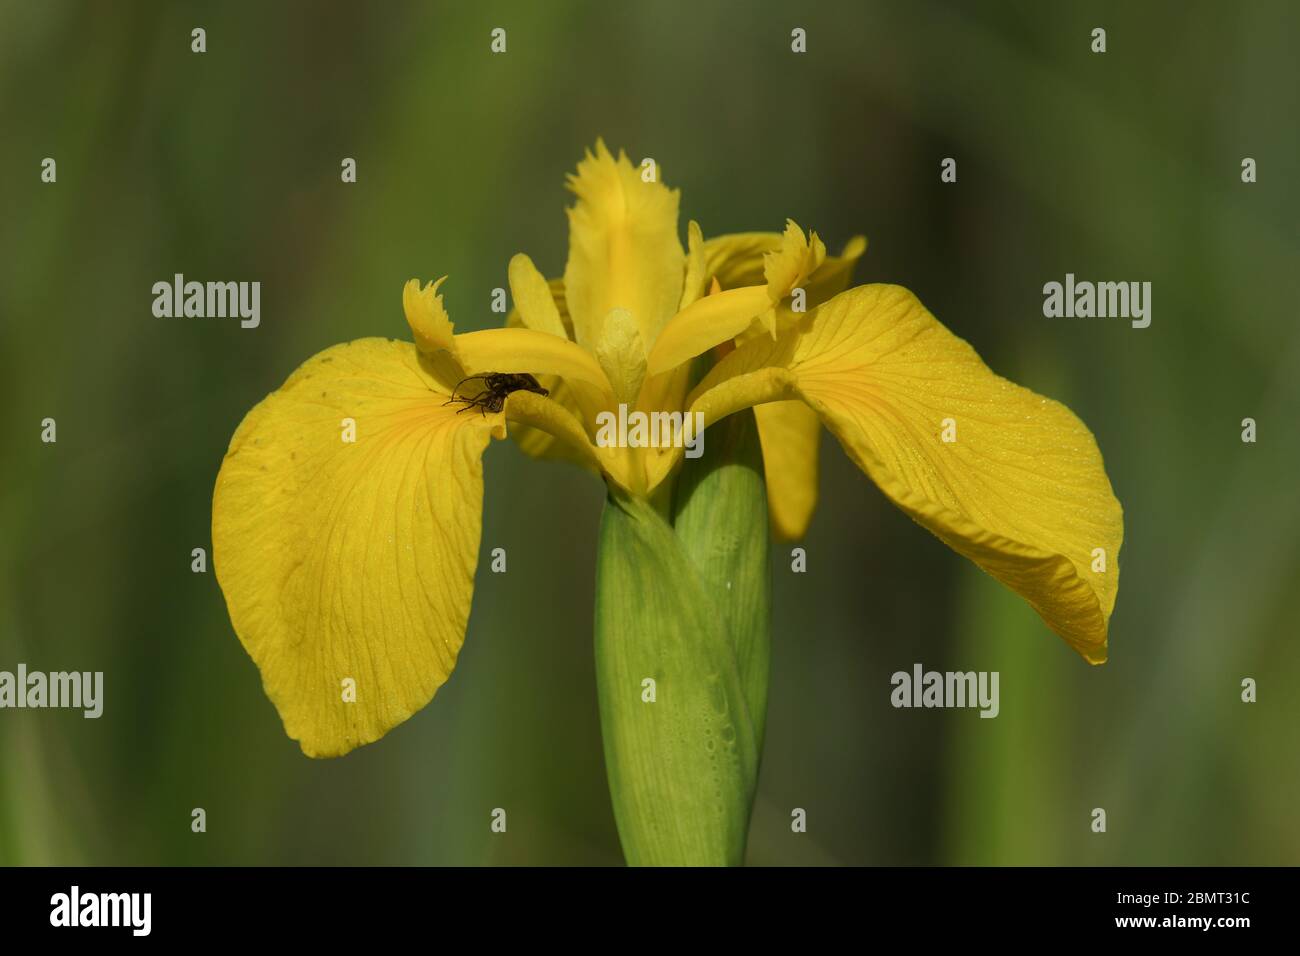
[{"x1": 212, "y1": 140, "x2": 1122, "y2": 760}]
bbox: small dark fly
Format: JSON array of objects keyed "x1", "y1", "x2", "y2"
[{"x1": 444, "y1": 372, "x2": 549, "y2": 415}]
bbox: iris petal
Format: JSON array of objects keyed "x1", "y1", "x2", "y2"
[
  {"x1": 212, "y1": 338, "x2": 500, "y2": 757},
  {"x1": 563, "y1": 140, "x2": 685, "y2": 350},
  {"x1": 670, "y1": 284, "x2": 1123, "y2": 660}
]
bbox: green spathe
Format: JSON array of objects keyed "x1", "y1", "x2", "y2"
[
  {"x1": 592, "y1": 410, "x2": 771, "y2": 866},
  {"x1": 593, "y1": 493, "x2": 758, "y2": 865},
  {"x1": 672, "y1": 409, "x2": 772, "y2": 751}
]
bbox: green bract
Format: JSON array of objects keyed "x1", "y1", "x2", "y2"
[{"x1": 595, "y1": 410, "x2": 770, "y2": 864}]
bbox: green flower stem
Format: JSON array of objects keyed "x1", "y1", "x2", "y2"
[{"x1": 593, "y1": 410, "x2": 771, "y2": 865}]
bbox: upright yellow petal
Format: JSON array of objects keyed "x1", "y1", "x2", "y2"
[
  {"x1": 675, "y1": 285, "x2": 1123, "y2": 661},
  {"x1": 506, "y1": 275, "x2": 574, "y2": 340},
  {"x1": 704, "y1": 231, "x2": 866, "y2": 307},
  {"x1": 507, "y1": 254, "x2": 569, "y2": 340},
  {"x1": 763, "y1": 219, "x2": 826, "y2": 307},
  {"x1": 401, "y1": 277, "x2": 469, "y2": 392},
  {"x1": 645, "y1": 222, "x2": 823, "y2": 375},
  {"x1": 403, "y1": 277, "x2": 459, "y2": 357},
  {"x1": 703, "y1": 232, "x2": 786, "y2": 288},
  {"x1": 679, "y1": 220, "x2": 708, "y2": 310},
  {"x1": 563, "y1": 140, "x2": 685, "y2": 350},
  {"x1": 212, "y1": 338, "x2": 501, "y2": 757}
]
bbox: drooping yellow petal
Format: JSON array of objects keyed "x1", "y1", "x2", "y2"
[
  {"x1": 754, "y1": 400, "x2": 821, "y2": 540},
  {"x1": 212, "y1": 338, "x2": 501, "y2": 758},
  {"x1": 563, "y1": 140, "x2": 685, "y2": 350},
  {"x1": 502, "y1": 388, "x2": 631, "y2": 487},
  {"x1": 502, "y1": 375, "x2": 582, "y2": 463},
  {"x1": 670, "y1": 284, "x2": 1123, "y2": 661},
  {"x1": 805, "y1": 236, "x2": 868, "y2": 308},
  {"x1": 743, "y1": 235, "x2": 866, "y2": 536}
]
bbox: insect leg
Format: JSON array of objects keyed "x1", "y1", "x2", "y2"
[{"x1": 448, "y1": 374, "x2": 493, "y2": 403}]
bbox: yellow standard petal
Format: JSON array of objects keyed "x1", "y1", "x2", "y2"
[
  {"x1": 212, "y1": 338, "x2": 501, "y2": 757},
  {"x1": 675, "y1": 284, "x2": 1123, "y2": 661},
  {"x1": 563, "y1": 140, "x2": 685, "y2": 350},
  {"x1": 507, "y1": 254, "x2": 569, "y2": 340}
]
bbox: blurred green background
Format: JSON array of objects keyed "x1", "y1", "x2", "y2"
[{"x1": 2, "y1": 0, "x2": 1297, "y2": 865}]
